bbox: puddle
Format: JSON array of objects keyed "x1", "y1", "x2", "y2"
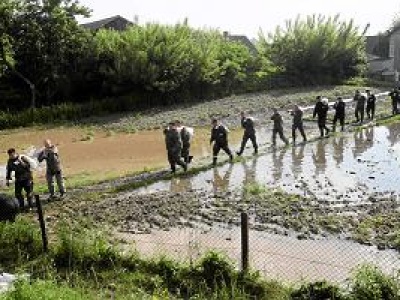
[
  {"x1": 137, "y1": 123, "x2": 400, "y2": 204},
  {"x1": 119, "y1": 226, "x2": 400, "y2": 283}
]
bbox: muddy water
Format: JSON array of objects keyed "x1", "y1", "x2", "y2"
[
  {"x1": 0, "y1": 126, "x2": 245, "y2": 183},
  {"x1": 138, "y1": 123, "x2": 400, "y2": 203}
]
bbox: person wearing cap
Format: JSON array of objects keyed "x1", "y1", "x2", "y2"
[
  {"x1": 366, "y1": 90, "x2": 376, "y2": 120},
  {"x1": 290, "y1": 105, "x2": 307, "y2": 144},
  {"x1": 271, "y1": 108, "x2": 289, "y2": 146},
  {"x1": 38, "y1": 139, "x2": 66, "y2": 199},
  {"x1": 237, "y1": 111, "x2": 258, "y2": 156},
  {"x1": 313, "y1": 96, "x2": 330, "y2": 137},
  {"x1": 332, "y1": 97, "x2": 346, "y2": 132},
  {"x1": 210, "y1": 118, "x2": 233, "y2": 166},
  {"x1": 164, "y1": 122, "x2": 187, "y2": 173},
  {"x1": 354, "y1": 90, "x2": 366, "y2": 123}
]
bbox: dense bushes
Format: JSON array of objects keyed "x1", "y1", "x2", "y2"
[
  {"x1": 1, "y1": 1, "x2": 368, "y2": 113},
  {"x1": 0, "y1": 217, "x2": 42, "y2": 267},
  {"x1": 259, "y1": 14, "x2": 367, "y2": 85}
]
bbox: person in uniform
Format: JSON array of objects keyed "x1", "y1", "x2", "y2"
[
  {"x1": 237, "y1": 111, "x2": 258, "y2": 156},
  {"x1": 210, "y1": 118, "x2": 233, "y2": 166}
]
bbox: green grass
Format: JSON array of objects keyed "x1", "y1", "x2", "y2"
[{"x1": 2, "y1": 218, "x2": 400, "y2": 299}]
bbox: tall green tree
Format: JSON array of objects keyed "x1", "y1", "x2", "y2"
[
  {"x1": 2, "y1": 0, "x2": 90, "y2": 108},
  {"x1": 259, "y1": 15, "x2": 367, "y2": 84}
]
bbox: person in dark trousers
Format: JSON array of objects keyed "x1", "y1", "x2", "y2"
[
  {"x1": 289, "y1": 105, "x2": 307, "y2": 144},
  {"x1": 271, "y1": 108, "x2": 289, "y2": 146},
  {"x1": 210, "y1": 118, "x2": 233, "y2": 166},
  {"x1": 237, "y1": 111, "x2": 258, "y2": 156},
  {"x1": 389, "y1": 87, "x2": 399, "y2": 115},
  {"x1": 38, "y1": 139, "x2": 66, "y2": 199},
  {"x1": 366, "y1": 89, "x2": 376, "y2": 120},
  {"x1": 332, "y1": 97, "x2": 346, "y2": 132},
  {"x1": 313, "y1": 96, "x2": 330, "y2": 137},
  {"x1": 164, "y1": 122, "x2": 187, "y2": 173},
  {"x1": 6, "y1": 148, "x2": 34, "y2": 211},
  {"x1": 176, "y1": 120, "x2": 194, "y2": 164},
  {"x1": 354, "y1": 90, "x2": 366, "y2": 123}
]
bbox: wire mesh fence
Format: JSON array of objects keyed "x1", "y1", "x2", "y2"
[{"x1": 123, "y1": 212, "x2": 400, "y2": 284}]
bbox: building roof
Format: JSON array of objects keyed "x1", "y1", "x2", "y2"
[{"x1": 81, "y1": 15, "x2": 132, "y2": 31}]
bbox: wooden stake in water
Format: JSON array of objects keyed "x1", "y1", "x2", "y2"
[{"x1": 35, "y1": 195, "x2": 48, "y2": 252}]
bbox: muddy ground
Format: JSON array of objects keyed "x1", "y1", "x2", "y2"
[{"x1": 7, "y1": 85, "x2": 400, "y2": 271}]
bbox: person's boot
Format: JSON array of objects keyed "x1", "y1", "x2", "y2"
[
  {"x1": 212, "y1": 157, "x2": 217, "y2": 167},
  {"x1": 183, "y1": 163, "x2": 188, "y2": 172},
  {"x1": 188, "y1": 156, "x2": 193, "y2": 163},
  {"x1": 254, "y1": 146, "x2": 258, "y2": 155},
  {"x1": 319, "y1": 128, "x2": 324, "y2": 137},
  {"x1": 171, "y1": 165, "x2": 176, "y2": 174},
  {"x1": 236, "y1": 151, "x2": 242, "y2": 156},
  {"x1": 229, "y1": 154, "x2": 233, "y2": 163},
  {"x1": 325, "y1": 127, "x2": 330, "y2": 135}
]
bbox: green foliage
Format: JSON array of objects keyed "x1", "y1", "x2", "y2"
[
  {"x1": 195, "y1": 251, "x2": 235, "y2": 290},
  {"x1": 94, "y1": 24, "x2": 253, "y2": 98},
  {"x1": 0, "y1": 279, "x2": 94, "y2": 300},
  {"x1": 291, "y1": 281, "x2": 346, "y2": 299},
  {"x1": 350, "y1": 265, "x2": 400, "y2": 300},
  {"x1": 53, "y1": 223, "x2": 119, "y2": 270},
  {"x1": 0, "y1": 217, "x2": 42, "y2": 267},
  {"x1": 259, "y1": 14, "x2": 367, "y2": 85}
]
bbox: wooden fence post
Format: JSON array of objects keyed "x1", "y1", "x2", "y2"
[
  {"x1": 35, "y1": 195, "x2": 48, "y2": 252},
  {"x1": 241, "y1": 212, "x2": 249, "y2": 272}
]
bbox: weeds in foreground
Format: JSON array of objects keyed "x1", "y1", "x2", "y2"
[{"x1": 2, "y1": 219, "x2": 400, "y2": 299}]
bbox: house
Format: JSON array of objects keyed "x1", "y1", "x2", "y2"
[
  {"x1": 365, "y1": 35, "x2": 394, "y2": 80},
  {"x1": 388, "y1": 24, "x2": 400, "y2": 82},
  {"x1": 223, "y1": 31, "x2": 258, "y2": 55},
  {"x1": 81, "y1": 15, "x2": 133, "y2": 31}
]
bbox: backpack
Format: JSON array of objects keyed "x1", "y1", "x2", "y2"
[{"x1": 20, "y1": 155, "x2": 38, "y2": 170}]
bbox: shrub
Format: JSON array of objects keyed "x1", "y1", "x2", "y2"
[
  {"x1": 0, "y1": 217, "x2": 42, "y2": 267},
  {"x1": 291, "y1": 281, "x2": 345, "y2": 300},
  {"x1": 53, "y1": 225, "x2": 119, "y2": 270},
  {"x1": 0, "y1": 279, "x2": 95, "y2": 300},
  {"x1": 259, "y1": 14, "x2": 367, "y2": 85},
  {"x1": 350, "y1": 265, "x2": 400, "y2": 300}
]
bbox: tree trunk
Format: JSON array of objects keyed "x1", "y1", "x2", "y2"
[{"x1": 1, "y1": 44, "x2": 36, "y2": 108}]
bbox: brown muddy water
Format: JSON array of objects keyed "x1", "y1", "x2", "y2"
[
  {"x1": 0, "y1": 126, "x2": 245, "y2": 184},
  {"x1": 138, "y1": 123, "x2": 400, "y2": 204}
]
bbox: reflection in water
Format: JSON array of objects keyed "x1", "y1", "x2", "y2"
[
  {"x1": 291, "y1": 144, "x2": 305, "y2": 178},
  {"x1": 241, "y1": 157, "x2": 258, "y2": 186},
  {"x1": 352, "y1": 128, "x2": 374, "y2": 158},
  {"x1": 139, "y1": 123, "x2": 400, "y2": 200},
  {"x1": 312, "y1": 139, "x2": 328, "y2": 175},
  {"x1": 387, "y1": 123, "x2": 400, "y2": 147},
  {"x1": 272, "y1": 147, "x2": 288, "y2": 182},
  {"x1": 332, "y1": 136, "x2": 345, "y2": 166},
  {"x1": 212, "y1": 164, "x2": 233, "y2": 193},
  {"x1": 170, "y1": 177, "x2": 192, "y2": 193}
]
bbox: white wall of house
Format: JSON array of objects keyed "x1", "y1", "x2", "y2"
[{"x1": 368, "y1": 58, "x2": 394, "y2": 74}]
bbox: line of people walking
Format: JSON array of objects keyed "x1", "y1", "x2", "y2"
[{"x1": 164, "y1": 89, "x2": 384, "y2": 173}]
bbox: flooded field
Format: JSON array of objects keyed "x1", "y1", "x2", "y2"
[
  {"x1": 0, "y1": 126, "x2": 245, "y2": 183},
  {"x1": 138, "y1": 122, "x2": 400, "y2": 203}
]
